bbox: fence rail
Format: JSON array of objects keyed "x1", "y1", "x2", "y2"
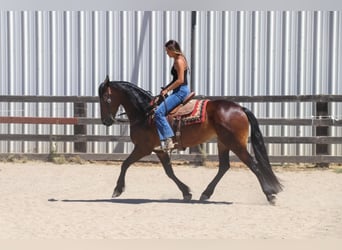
[{"x1": 1, "y1": 94, "x2": 341, "y2": 165}]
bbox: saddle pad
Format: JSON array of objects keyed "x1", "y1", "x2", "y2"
[{"x1": 171, "y1": 99, "x2": 209, "y2": 126}]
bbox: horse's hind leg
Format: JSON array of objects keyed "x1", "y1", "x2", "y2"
[
  {"x1": 156, "y1": 151, "x2": 192, "y2": 201},
  {"x1": 200, "y1": 141, "x2": 230, "y2": 201},
  {"x1": 233, "y1": 148, "x2": 277, "y2": 204}
]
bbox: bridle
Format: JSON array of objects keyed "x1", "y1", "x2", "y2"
[
  {"x1": 102, "y1": 87, "x2": 127, "y2": 123},
  {"x1": 103, "y1": 85, "x2": 112, "y2": 104},
  {"x1": 102, "y1": 85, "x2": 168, "y2": 124},
  {"x1": 101, "y1": 87, "x2": 117, "y2": 123}
]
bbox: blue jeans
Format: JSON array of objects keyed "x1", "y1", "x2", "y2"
[{"x1": 154, "y1": 85, "x2": 190, "y2": 141}]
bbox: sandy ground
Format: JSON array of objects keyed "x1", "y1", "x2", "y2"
[{"x1": 0, "y1": 161, "x2": 341, "y2": 239}]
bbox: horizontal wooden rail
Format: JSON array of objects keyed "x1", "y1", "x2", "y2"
[
  {"x1": 2, "y1": 94, "x2": 342, "y2": 103},
  {"x1": 1, "y1": 134, "x2": 342, "y2": 145},
  {"x1": 0, "y1": 95, "x2": 98, "y2": 103},
  {"x1": 2, "y1": 153, "x2": 342, "y2": 164},
  {"x1": 1, "y1": 94, "x2": 342, "y2": 164},
  {"x1": 258, "y1": 118, "x2": 342, "y2": 126},
  {"x1": 203, "y1": 95, "x2": 342, "y2": 102},
  {"x1": 0, "y1": 116, "x2": 79, "y2": 125},
  {"x1": 0, "y1": 134, "x2": 130, "y2": 142},
  {"x1": 1, "y1": 117, "x2": 342, "y2": 126},
  {"x1": 0, "y1": 117, "x2": 123, "y2": 125}
]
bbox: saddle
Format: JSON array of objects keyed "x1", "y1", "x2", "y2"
[
  {"x1": 167, "y1": 94, "x2": 209, "y2": 151},
  {"x1": 149, "y1": 92, "x2": 209, "y2": 151},
  {"x1": 168, "y1": 92, "x2": 196, "y2": 115}
]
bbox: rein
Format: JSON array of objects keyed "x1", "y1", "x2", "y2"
[
  {"x1": 103, "y1": 83, "x2": 168, "y2": 125},
  {"x1": 117, "y1": 112, "x2": 127, "y2": 117},
  {"x1": 147, "y1": 93, "x2": 169, "y2": 117}
]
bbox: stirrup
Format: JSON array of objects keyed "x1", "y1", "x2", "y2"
[
  {"x1": 153, "y1": 145, "x2": 164, "y2": 152},
  {"x1": 165, "y1": 138, "x2": 175, "y2": 150},
  {"x1": 153, "y1": 138, "x2": 175, "y2": 152}
]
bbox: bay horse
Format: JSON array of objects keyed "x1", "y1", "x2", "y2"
[{"x1": 98, "y1": 76, "x2": 283, "y2": 205}]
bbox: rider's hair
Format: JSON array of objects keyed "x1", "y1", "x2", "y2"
[
  {"x1": 165, "y1": 40, "x2": 189, "y2": 70},
  {"x1": 165, "y1": 40, "x2": 183, "y2": 55}
]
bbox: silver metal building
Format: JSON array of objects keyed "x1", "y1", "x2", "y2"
[{"x1": 1, "y1": 11, "x2": 342, "y2": 156}]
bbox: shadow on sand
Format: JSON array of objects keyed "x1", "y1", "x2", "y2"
[{"x1": 48, "y1": 198, "x2": 233, "y2": 205}]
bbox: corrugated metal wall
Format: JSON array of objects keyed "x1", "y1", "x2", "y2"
[{"x1": 1, "y1": 11, "x2": 342, "y2": 156}]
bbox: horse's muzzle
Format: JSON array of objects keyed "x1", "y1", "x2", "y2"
[{"x1": 102, "y1": 115, "x2": 116, "y2": 126}]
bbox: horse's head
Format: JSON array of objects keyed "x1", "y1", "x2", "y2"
[
  {"x1": 98, "y1": 75, "x2": 121, "y2": 126},
  {"x1": 99, "y1": 76, "x2": 154, "y2": 126}
]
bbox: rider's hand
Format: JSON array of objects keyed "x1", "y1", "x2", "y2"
[{"x1": 160, "y1": 88, "x2": 169, "y2": 97}]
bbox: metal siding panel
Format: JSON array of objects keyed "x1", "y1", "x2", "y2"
[
  {"x1": 338, "y1": 12, "x2": 342, "y2": 94},
  {"x1": 0, "y1": 11, "x2": 9, "y2": 153},
  {"x1": 268, "y1": 11, "x2": 283, "y2": 156},
  {"x1": 208, "y1": 11, "x2": 215, "y2": 96},
  {"x1": 330, "y1": 12, "x2": 339, "y2": 94},
  {"x1": 1, "y1": 10, "x2": 342, "y2": 157},
  {"x1": 93, "y1": 11, "x2": 107, "y2": 154},
  {"x1": 23, "y1": 11, "x2": 37, "y2": 153},
  {"x1": 196, "y1": 11, "x2": 208, "y2": 96},
  {"x1": 191, "y1": 12, "x2": 201, "y2": 95},
  {"x1": 331, "y1": 12, "x2": 342, "y2": 155},
  {"x1": 221, "y1": 11, "x2": 230, "y2": 95},
  {"x1": 300, "y1": 11, "x2": 315, "y2": 155},
  {"x1": 314, "y1": 11, "x2": 328, "y2": 94},
  {"x1": 8, "y1": 11, "x2": 23, "y2": 152},
  {"x1": 39, "y1": 11, "x2": 55, "y2": 154},
  {"x1": 226, "y1": 12, "x2": 238, "y2": 95}
]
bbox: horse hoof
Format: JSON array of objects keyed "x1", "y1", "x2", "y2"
[
  {"x1": 183, "y1": 194, "x2": 192, "y2": 202},
  {"x1": 267, "y1": 194, "x2": 277, "y2": 205},
  {"x1": 200, "y1": 194, "x2": 209, "y2": 201},
  {"x1": 112, "y1": 190, "x2": 122, "y2": 198}
]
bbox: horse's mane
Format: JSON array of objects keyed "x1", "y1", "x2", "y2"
[{"x1": 100, "y1": 81, "x2": 154, "y2": 115}]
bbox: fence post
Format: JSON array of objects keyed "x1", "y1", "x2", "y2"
[
  {"x1": 189, "y1": 11, "x2": 205, "y2": 166},
  {"x1": 315, "y1": 102, "x2": 329, "y2": 167},
  {"x1": 74, "y1": 102, "x2": 87, "y2": 153}
]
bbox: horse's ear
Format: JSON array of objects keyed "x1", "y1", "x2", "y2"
[
  {"x1": 104, "y1": 75, "x2": 112, "y2": 95},
  {"x1": 104, "y1": 75, "x2": 110, "y2": 85}
]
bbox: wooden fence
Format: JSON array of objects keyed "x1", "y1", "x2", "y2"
[{"x1": 1, "y1": 95, "x2": 342, "y2": 165}]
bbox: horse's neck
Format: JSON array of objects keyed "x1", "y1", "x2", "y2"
[
  {"x1": 113, "y1": 84, "x2": 150, "y2": 124},
  {"x1": 120, "y1": 99, "x2": 145, "y2": 124}
]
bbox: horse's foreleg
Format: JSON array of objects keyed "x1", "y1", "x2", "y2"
[
  {"x1": 112, "y1": 146, "x2": 150, "y2": 198},
  {"x1": 156, "y1": 151, "x2": 192, "y2": 201},
  {"x1": 200, "y1": 141, "x2": 230, "y2": 201}
]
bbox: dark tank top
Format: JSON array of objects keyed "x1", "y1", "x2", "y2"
[{"x1": 170, "y1": 66, "x2": 188, "y2": 92}]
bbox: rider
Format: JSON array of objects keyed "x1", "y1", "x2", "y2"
[{"x1": 153, "y1": 40, "x2": 190, "y2": 151}]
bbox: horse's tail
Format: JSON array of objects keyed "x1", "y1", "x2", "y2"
[{"x1": 242, "y1": 107, "x2": 283, "y2": 194}]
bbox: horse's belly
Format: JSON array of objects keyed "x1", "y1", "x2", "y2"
[{"x1": 179, "y1": 123, "x2": 216, "y2": 147}]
